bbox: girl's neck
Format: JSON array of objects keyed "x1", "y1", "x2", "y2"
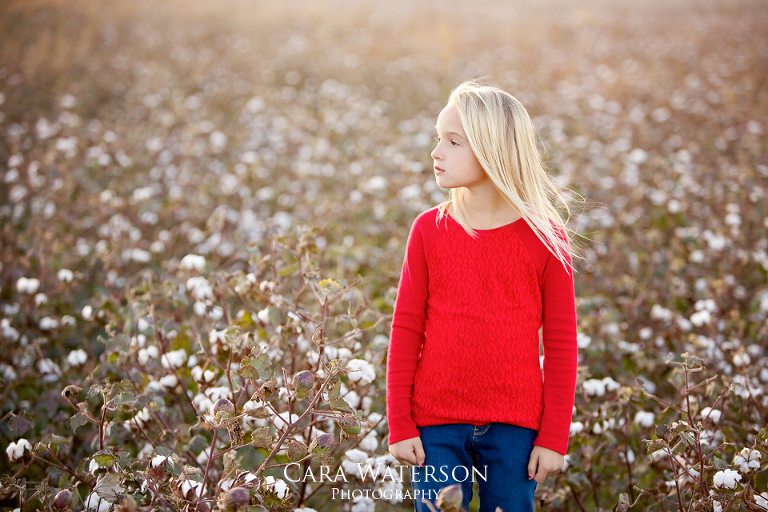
[{"x1": 454, "y1": 185, "x2": 521, "y2": 229}]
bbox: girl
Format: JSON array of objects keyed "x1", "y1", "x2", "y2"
[{"x1": 386, "y1": 81, "x2": 578, "y2": 512}]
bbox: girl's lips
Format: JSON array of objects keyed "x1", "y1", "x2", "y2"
[{"x1": 434, "y1": 166, "x2": 445, "y2": 173}]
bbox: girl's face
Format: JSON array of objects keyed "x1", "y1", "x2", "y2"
[{"x1": 431, "y1": 104, "x2": 487, "y2": 190}]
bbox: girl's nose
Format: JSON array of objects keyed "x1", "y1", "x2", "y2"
[{"x1": 430, "y1": 145, "x2": 440, "y2": 160}]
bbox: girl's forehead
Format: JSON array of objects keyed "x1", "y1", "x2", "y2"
[{"x1": 436, "y1": 104, "x2": 464, "y2": 132}]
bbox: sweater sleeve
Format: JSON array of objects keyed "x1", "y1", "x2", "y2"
[
  {"x1": 533, "y1": 242, "x2": 578, "y2": 455},
  {"x1": 386, "y1": 215, "x2": 430, "y2": 445}
]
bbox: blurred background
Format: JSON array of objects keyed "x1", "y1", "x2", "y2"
[{"x1": 1, "y1": 0, "x2": 767, "y2": 510}]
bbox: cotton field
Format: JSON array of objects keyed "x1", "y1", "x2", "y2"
[{"x1": 0, "y1": 0, "x2": 767, "y2": 510}]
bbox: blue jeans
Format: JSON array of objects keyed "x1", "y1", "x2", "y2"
[{"x1": 410, "y1": 423, "x2": 537, "y2": 512}]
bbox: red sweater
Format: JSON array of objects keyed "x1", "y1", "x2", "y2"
[{"x1": 385, "y1": 206, "x2": 578, "y2": 455}]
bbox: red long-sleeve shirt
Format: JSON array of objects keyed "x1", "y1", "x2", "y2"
[{"x1": 385, "y1": 206, "x2": 578, "y2": 455}]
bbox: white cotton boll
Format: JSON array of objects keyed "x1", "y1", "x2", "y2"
[
  {"x1": 634, "y1": 411, "x2": 655, "y2": 428},
  {"x1": 351, "y1": 497, "x2": 375, "y2": 512},
  {"x1": 689, "y1": 310, "x2": 711, "y2": 327},
  {"x1": 0, "y1": 363, "x2": 17, "y2": 381},
  {"x1": 755, "y1": 492, "x2": 768, "y2": 510},
  {"x1": 569, "y1": 422, "x2": 584, "y2": 436},
  {"x1": 257, "y1": 307, "x2": 270, "y2": 324},
  {"x1": 159, "y1": 374, "x2": 178, "y2": 388},
  {"x1": 67, "y1": 349, "x2": 87, "y2": 366},
  {"x1": 209, "y1": 328, "x2": 226, "y2": 344},
  {"x1": 367, "y1": 412, "x2": 383, "y2": 426},
  {"x1": 346, "y1": 359, "x2": 375, "y2": 384},
  {"x1": 695, "y1": 299, "x2": 717, "y2": 313},
  {"x1": 193, "y1": 301, "x2": 207, "y2": 316},
  {"x1": 733, "y1": 352, "x2": 750, "y2": 367},
  {"x1": 180, "y1": 479, "x2": 205, "y2": 499},
  {"x1": 82, "y1": 305, "x2": 94, "y2": 320},
  {"x1": 650, "y1": 449, "x2": 668, "y2": 462},
  {"x1": 272, "y1": 412, "x2": 300, "y2": 431},
  {"x1": 34, "y1": 293, "x2": 48, "y2": 306},
  {"x1": 208, "y1": 306, "x2": 223, "y2": 320},
  {"x1": 180, "y1": 254, "x2": 206, "y2": 271},
  {"x1": 85, "y1": 492, "x2": 111, "y2": 512},
  {"x1": 16, "y1": 277, "x2": 40, "y2": 294},
  {"x1": 37, "y1": 358, "x2": 60, "y2": 380},
  {"x1": 602, "y1": 377, "x2": 621, "y2": 392},
  {"x1": 1, "y1": 319, "x2": 20, "y2": 342},
  {"x1": 150, "y1": 454, "x2": 168, "y2": 468},
  {"x1": 5, "y1": 439, "x2": 32, "y2": 462},
  {"x1": 138, "y1": 345, "x2": 159, "y2": 364},
  {"x1": 576, "y1": 332, "x2": 591, "y2": 349},
  {"x1": 713, "y1": 469, "x2": 742, "y2": 489},
  {"x1": 161, "y1": 349, "x2": 187, "y2": 369},
  {"x1": 359, "y1": 433, "x2": 378, "y2": 452},
  {"x1": 195, "y1": 447, "x2": 212, "y2": 465},
  {"x1": 204, "y1": 386, "x2": 233, "y2": 403},
  {"x1": 61, "y1": 315, "x2": 76, "y2": 327},
  {"x1": 186, "y1": 276, "x2": 213, "y2": 301},
  {"x1": 583, "y1": 378, "x2": 606, "y2": 397},
  {"x1": 733, "y1": 448, "x2": 761, "y2": 473},
  {"x1": 210, "y1": 131, "x2": 228, "y2": 152},
  {"x1": 345, "y1": 448, "x2": 368, "y2": 464},
  {"x1": 700, "y1": 407, "x2": 721, "y2": 423},
  {"x1": 263, "y1": 476, "x2": 288, "y2": 499},
  {"x1": 677, "y1": 317, "x2": 693, "y2": 331},
  {"x1": 39, "y1": 317, "x2": 58, "y2": 330}
]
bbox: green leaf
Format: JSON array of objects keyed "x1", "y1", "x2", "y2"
[
  {"x1": 250, "y1": 427, "x2": 273, "y2": 449},
  {"x1": 754, "y1": 467, "x2": 768, "y2": 492},
  {"x1": 237, "y1": 365, "x2": 261, "y2": 380},
  {"x1": 239, "y1": 353, "x2": 272, "y2": 380},
  {"x1": 8, "y1": 414, "x2": 33, "y2": 436},
  {"x1": 94, "y1": 473, "x2": 124, "y2": 503},
  {"x1": 70, "y1": 413, "x2": 89, "y2": 433},
  {"x1": 330, "y1": 397, "x2": 353, "y2": 413},
  {"x1": 93, "y1": 452, "x2": 118, "y2": 468},
  {"x1": 112, "y1": 391, "x2": 136, "y2": 406},
  {"x1": 713, "y1": 456, "x2": 728, "y2": 470}
]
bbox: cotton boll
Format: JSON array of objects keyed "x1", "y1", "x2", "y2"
[
  {"x1": 734, "y1": 448, "x2": 761, "y2": 473},
  {"x1": 67, "y1": 349, "x2": 87, "y2": 366},
  {"x1": 359, "y1": 432, "x2": 378, "y2": 452},
  {"x1": 5, "y1": 439, "x2": 32, "y2": 462},
  {"x1": 180, "y1": 254, "x2": 206, "y2": 271},
  {"x1": 634, "y1": 411, "x2": 655, "y2": 428},
  {"x1": 262, "y1": 476, "x2": 288, "y2": 499},
  {"x1": 569, "y1": 422, "x2": 584, "y2": 436},
  {"x1": 346, "y1": 359, "x2": 376, "y2": 384},
  {"x1": 161, "y1": 349, "x2": 188, "y2": 369},
  {"x1": 16, "y1": 277, "x2": 40, "y2": 294},
  {"x1": 85, "y1": 492, "x2": 111, "y2": 512},
  {"x1": 583, "y1": 379, "x2": 606, "y2": 397},
  {"x1": 713, "y1": 469, "x2": 741, "y2": 489}
]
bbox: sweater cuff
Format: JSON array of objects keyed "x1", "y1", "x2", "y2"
[
  {"x1": 386, "y1": 422, "x2": 421, "y2": 446},
  {"x1": 533, "y1": 430, "x2": 569, "y2": 455}
]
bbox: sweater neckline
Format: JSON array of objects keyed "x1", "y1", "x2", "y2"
[{"x1": 445, "y1": 212, "x2": 526, "y2": 233}]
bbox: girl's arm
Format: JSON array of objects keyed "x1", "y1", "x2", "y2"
[
  {"x1": 385, "y1": 215, "x2": 430, "y2": 445},
  {"x1": 534, "y1": 237, "x2": 579, "y2": 455}
]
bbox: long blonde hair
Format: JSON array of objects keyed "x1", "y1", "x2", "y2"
[{"x1": 436, "y1": 80, "x2": 575, "y2": 273}]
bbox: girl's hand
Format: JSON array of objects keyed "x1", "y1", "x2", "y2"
[
  {"x1": 388, "y1": 436, "x2": 425, "y2": 467},
  {"x1": 527, "y1": 446, "x2": 564, "y2": 483}
]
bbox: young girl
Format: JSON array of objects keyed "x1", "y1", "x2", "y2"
[{"x1": 386, "y1": 81, "x2": 578, "y2": 512}]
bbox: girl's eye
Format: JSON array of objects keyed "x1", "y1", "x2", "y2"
[{"x1": 450, "y1": 140, "x2": 459, "y2": 146}]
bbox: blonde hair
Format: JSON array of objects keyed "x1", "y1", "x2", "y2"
[{"x1": 436, "y1": 80, "x2": 575, "y2": 273}]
